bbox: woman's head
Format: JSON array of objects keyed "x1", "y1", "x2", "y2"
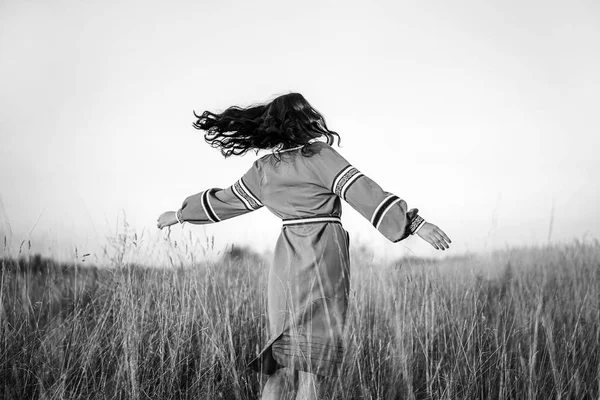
[{"x1": 193, "y1": 93, "x2": 340, "y2": 157}]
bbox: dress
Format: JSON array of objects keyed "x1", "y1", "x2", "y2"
[{"x1": 178, "y1": 141, "x2": 417, "y2": 376}]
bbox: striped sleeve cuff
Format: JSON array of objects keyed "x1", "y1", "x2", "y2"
[
  {"x1": 409, "y1": 215, "x2": 426, "y2": 235},
  {"x1": 201, "y1": 189, "x2": 221, "y2": 223},
  {"x1": 371, "y1": 194, "x2": 403, "y2": 230}
]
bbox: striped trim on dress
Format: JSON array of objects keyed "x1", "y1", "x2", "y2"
[
  {"x1": 332, "y1": 165, "x2": 363, "y2": 200},
  {"x1": 409, "y1": 215, "x2": 426, "y2": 235},
  {"x1": 201, "y1": 189, "x2": 220, "y2": 223},
  {"x1": 232, "y1": 178, "x2": 263, "y2": 211},
  {"x1": 371, "y1": 194, "x2": 403, "y2": 230},
  {"x1": 282, "y1": 216, "x2": 342, "y2": 227}
]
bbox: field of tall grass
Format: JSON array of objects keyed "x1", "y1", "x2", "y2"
[{"x1": 1, "y1": 236, "x2": 599, "y2": 399}]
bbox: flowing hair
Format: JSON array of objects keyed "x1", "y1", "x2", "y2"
[{"x1": 192, "y1": 93, "x2": 340, "y2": 157}]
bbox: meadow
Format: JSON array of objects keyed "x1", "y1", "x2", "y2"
[{"x1": 1, "y1": 237, "x2": 599, "y2": 399}]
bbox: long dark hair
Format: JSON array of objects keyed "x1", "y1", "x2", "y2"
[{"x1": 192, "y1": 93, "x2": 340, "y2": 157}]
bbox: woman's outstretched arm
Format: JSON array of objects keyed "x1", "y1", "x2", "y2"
[
  {"x1": 308, "y1": 142, "x2": 451, "y2": 250},
  {"x1": 157, "y1": 159, "x2": 264, "y2": 230}
]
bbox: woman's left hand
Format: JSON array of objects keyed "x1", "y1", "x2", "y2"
[
  {"x1": 157, "y1": 211, "x2": 178, "y2": 229},
  {"x1": 416, "y1": 222, "x2": 451, "y2": 250}
]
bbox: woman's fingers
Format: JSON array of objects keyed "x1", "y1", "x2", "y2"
[
  {"x1": 433, "y1": 232, "x2": 449, "y2": 249},
  {"x1": 430, "y1": 229, "x2": 450, "y2": 249},
  {"x1": 437, "y1": 228, "x2": 452, "y2": 244},
  {"x1": 429, "y1": 234, "x2": 448, "y2": 250},
  {"x1": 427, "y1": 237, "x2": 440, "y2": 250}
]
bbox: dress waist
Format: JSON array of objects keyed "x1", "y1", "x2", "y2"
[{"x1": 282, "y1": 215, "x2": 341, "y2": 227}]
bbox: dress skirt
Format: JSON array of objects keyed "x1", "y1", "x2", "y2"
[{"x1": 248, "y1": 219, "x2": 350, "y2": 376}]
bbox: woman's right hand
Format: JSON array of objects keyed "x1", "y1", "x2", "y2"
[
  {"x1": 157, "y1": 211, "x2": 178, "y2": 230},
  {"x1": 416, "y1": 222, "x2": 451, "y2": 250}
]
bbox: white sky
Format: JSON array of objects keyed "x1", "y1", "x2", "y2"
[{"x1": 1, "y1": 0, "x2": 599, "y2": 263}]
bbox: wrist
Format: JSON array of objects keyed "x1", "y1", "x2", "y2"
[{"x1": 175, "y1": 209, "x2": 184, "y2": 224}]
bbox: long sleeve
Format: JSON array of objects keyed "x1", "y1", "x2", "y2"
[
  {"x1": 179, "y1": 159, "x2": 264, "y2": 224},
  {"x1": 309, "y1": 143, "x2": 418, "y2": 242}
]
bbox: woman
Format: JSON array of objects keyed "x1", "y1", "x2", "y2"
[{"x1": 157, "y1": 93, "x2": 451, "y2": 399}]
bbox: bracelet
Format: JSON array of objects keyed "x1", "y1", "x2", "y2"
[
  {"x1": 413, "y1": 218, "x2": 426, "y2": 234},
  {"x1": 408, "y1": 215, "x2": 425, "y2": 235},
  {"x1": 175, "y1": 209, "x2": 183, "y2": 224}
]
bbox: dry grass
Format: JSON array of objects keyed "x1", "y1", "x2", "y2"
[{"x1": 1, "y1": 237, "x2": 599, "y2": 399}]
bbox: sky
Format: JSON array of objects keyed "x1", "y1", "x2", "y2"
[{"x1": 1, "y1": 0, "x2": 599, "y2": 264}]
